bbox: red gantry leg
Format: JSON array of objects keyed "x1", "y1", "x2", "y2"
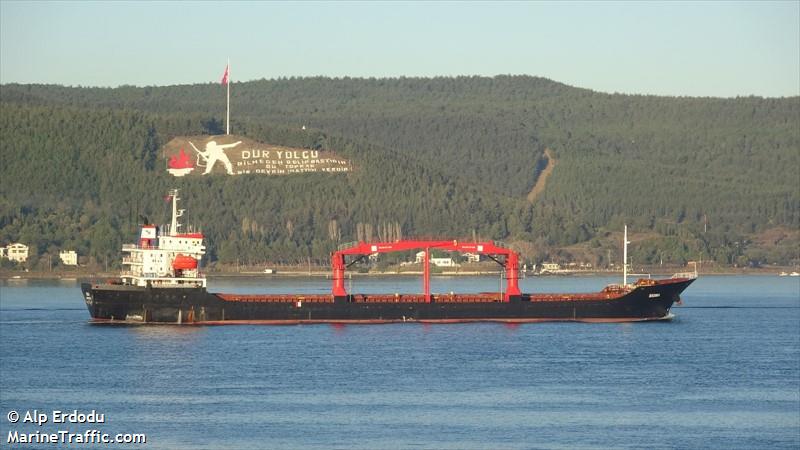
[
  {"x1": 504, "y1": 252, "x2": 521, "y2": 302},
  {"x1": 332, "y1": 253, "x2": 347, "y2": 299}
]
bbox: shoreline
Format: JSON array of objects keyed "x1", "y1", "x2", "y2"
[{"x1": 2, "y1": 267, "x2": 797, "y2": 281}]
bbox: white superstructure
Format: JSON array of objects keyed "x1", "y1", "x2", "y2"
[{"x1": 121, "y1": 190, "x2": 206, "y2": 288}]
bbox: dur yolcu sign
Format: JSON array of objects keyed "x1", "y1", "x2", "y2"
[{"x1": 163, "y1": 136, "x2": 352, "y2": 177}]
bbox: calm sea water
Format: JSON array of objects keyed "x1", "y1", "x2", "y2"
[{"x1": 1, "y1": 275, "x2": 798, "y2": 449}]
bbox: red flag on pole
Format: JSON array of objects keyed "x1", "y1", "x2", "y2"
[{"x1": 220, "y1": 64, "x2": 229, "y2": 85}]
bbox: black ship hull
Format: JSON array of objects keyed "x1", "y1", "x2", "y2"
[{"x1": 80, "y1": 278, "x2": 694, "y2": 324}]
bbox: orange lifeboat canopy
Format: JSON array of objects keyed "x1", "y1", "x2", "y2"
[{"x1": 172, "y1": 254, "x2": 198, "y2": 270}]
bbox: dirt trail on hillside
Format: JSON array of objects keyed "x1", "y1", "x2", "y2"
[{"x1": 527, "y1": 148, "x2": 556, "y2": 203}]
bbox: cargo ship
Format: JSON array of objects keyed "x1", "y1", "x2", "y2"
[{"x1": 81, "y1": 191, "x2": 696, "y2": 324}]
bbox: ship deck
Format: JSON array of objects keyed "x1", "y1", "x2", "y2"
[{"x1": 216, "y1": 290, "x2": 629, "y2": 304}]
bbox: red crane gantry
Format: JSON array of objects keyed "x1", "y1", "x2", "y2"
[{"x1": 331, "y1": 240, "x2": 521, "y2": 302}]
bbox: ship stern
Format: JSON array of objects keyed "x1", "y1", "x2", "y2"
[
  {"x1": 80, "y1": 282, "x2": 100, "y2": 319},
  {"x1": 80, "y1": 282, "x2": 147, "y2": 322}
]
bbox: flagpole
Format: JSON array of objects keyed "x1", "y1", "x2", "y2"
[{"x1": 226, "y1": 58, "x2": 230, "y2": 135}]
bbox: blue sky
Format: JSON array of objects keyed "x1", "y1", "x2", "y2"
[{"x1": 1, "y1": 1, "x2": 798, "y2": 97}]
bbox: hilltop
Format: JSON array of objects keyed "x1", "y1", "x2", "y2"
[{"x1": 0, "y1": 76, "x2": 798, "y2": 271}]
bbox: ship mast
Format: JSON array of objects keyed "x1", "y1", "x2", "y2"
[
  {"x1": 169, "y1": 189, "x2": 184, "y2": 236},
  {"x1": 623, "y1": 224, "x2": 630, "y2": 286}
]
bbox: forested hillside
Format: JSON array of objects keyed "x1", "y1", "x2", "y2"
[{"x1": 1, "y1": 76, "x2": 798, "y2": 270}]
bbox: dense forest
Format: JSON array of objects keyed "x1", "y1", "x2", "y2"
[{"x1": 0, "y1": 76, "x2": 798, "y2": 270}]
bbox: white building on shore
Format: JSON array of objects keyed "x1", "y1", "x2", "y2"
[
  {"x1": 414, "y1": 251, "x2": 459, "y2": 268},
  {"x1": 540, "y1": 262, "x2": 561, "y2": 273},
  {"x1": 59, "y1": 250, "x2": 78, "y2": 266},
  {"x1": 463, "y1": 252, "x2": 481, "y2": 263},
  {"x1": 3, "y1": 243, "x2": 29, "y2": 263}
]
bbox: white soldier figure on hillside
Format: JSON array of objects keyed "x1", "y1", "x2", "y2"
[{"x1": 189, "y1": 140, "x2": 241, "y2": 175}]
